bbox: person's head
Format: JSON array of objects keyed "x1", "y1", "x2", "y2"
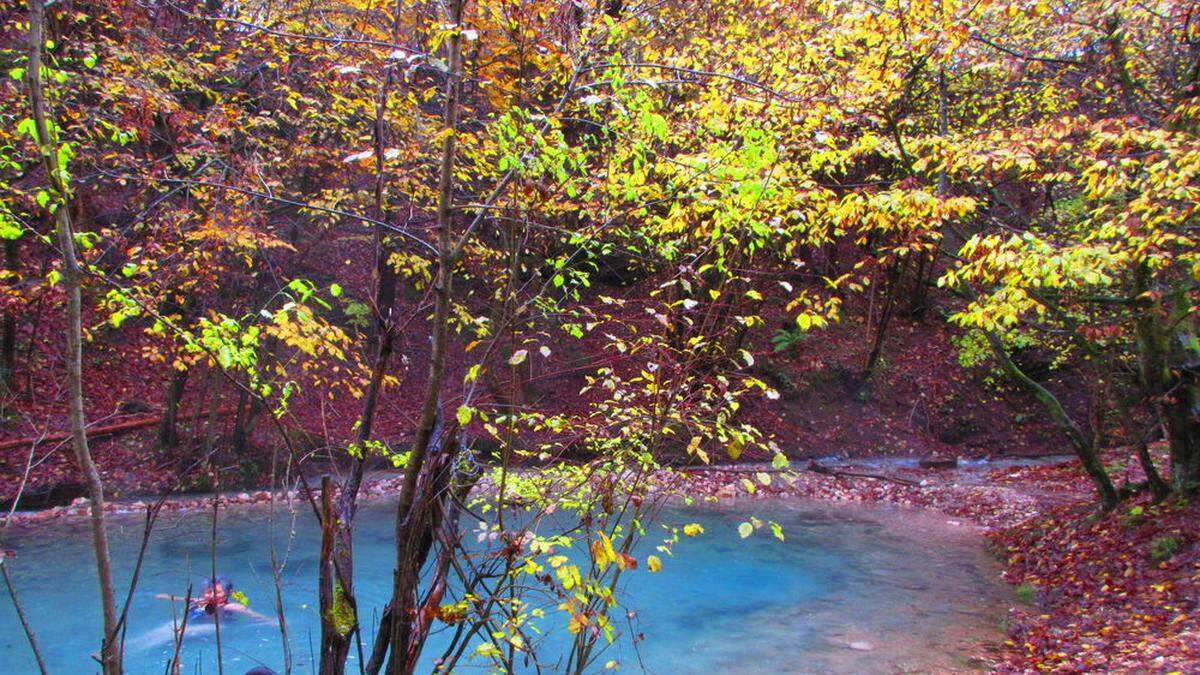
[{"x1": 199, "y1": 576, "x2": 232, "y2": 609}]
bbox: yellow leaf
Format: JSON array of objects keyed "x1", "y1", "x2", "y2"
[{"x1": 727, "y1": 435, "x2": 745, "y2": 460}]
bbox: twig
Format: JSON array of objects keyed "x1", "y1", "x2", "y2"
[
  {"x1": 1, "y1": 564, "x2": 48, "y2": 674},
  {"x1": 165, "y1": 583, "x2": 193, "y2": 675}
]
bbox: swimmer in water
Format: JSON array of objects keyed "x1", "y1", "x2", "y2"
[
  {"x1": 160, "y1": 576, "x2": 270, "y2": 621},
  {"x1": 131, "y1": 576, "x2": 274, "y2": 652}
]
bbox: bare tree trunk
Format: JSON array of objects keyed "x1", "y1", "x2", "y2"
[
  {"x1": 402, "y1": 460, "x2": 479, "y2": 667},
  {"x1": 317, "y1": 15, "x2": 405, "y2": 670},
  {"x1": 1163, "y1": 293, "x2": 1200, "y2": 491},
  {"x1": 26, "y1": 2, "x2": 122, "y2": 671},
  {"x1": 860, "y1": 257, "x2": 906, "y2": 385},
  {"x1": 229, "y1": 386, "x2": 260, "y2": 456},
  {"x1": 1131, "y1": 266, "x2": 1200, "y2": 491},
  {"x1": 158, "y1": 365, "x2": 189, "y2": 449},
  {"x1": 984, "y1": 330, "x2": 1119, "y2": 509},
  {"x1": 318, "y1": 476, "x2": 354, "y2": 674},
  {"x1": 906, "y1": 67, "x2": 950, "y2": 318},
  {"x1": 373, "y1": 421, "x2": 460, "y2": 675},
  {"x1": 1, "y1": 564, "x2": 47, "y2": 674},
  {"x1": 1, "y1": 238, "x2": 17, "y2": 392},
  {"x1": 1112, "y1": 391, "x2": 1170, "y2": 500},
  {"x1": 384, "y1": 2, "x2": 466, "y2": 671}
]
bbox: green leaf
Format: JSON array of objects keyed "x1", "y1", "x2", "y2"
[
  {"x1": 465, "y1": 363, "x2": 482, "y2": 383},
  {"x1": 738, "y1": 522, "x2": 753, "y2": 538},
  {"x1": 329, "y1": 283, "x2": 343, "y2": 297},
  {"x1": 455, "y1": 405, "x2": 472, "y2": 426},
  {"x1": 641, "y1": 111, "x2": 668, "y2": 141},
  {"x1": 508, "y1": 349, "x2": 527, "y2": 366},
  {"x1": 0, "y1": 219, "x2": 22, "y2": 241},
  {"x1": 475, "y1": 643, "x2": 502, "y2": 658},
  {"x1": 16, "y1": 118, "x2": 36, "y2": 141}
]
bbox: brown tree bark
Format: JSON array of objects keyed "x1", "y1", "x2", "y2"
[
  {"x1": 384, "y1": 1, "x2": 466, "y2": 672},
  {"x1": 158, "y1": 365, "x2": 189, "y2": 449},
  {"x1": 984, "y1": 330, "x2": 1119, "y2": 509},
  {"x1": 1131, "y1": 266, "x2": 1200, "y2": 491},
  {"x1": 860, "y1": 257, "x2": 906, "y2": 385},
  {"x1": 1, "y1": 238, "x2": 17, "y2": 391},
  {"x1": 316, "y1": 8, "x2": 406, "y2": 670},
  {"x1": 26, "y1": 1, "x2": 122, "y2": 671},
  {"x1": 1162, "y1": 291, "x2": 1200, "y2": 491}
]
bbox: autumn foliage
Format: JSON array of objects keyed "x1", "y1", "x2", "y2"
[{"x1": 0, "y1": 0, "x2": 1198, "y2": 671}]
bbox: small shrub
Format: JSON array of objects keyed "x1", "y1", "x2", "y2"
[
  {"x1": 1014, "y1": 583, "x2": 1037, "y2": 604},
  {"x1": 1149, "y1": 536, "x2": 1180, "y2": 562},
  {"x1": 1120, "y1": 505, "x2": 1146, "y2": 528},
  {"x1": 770, "y1": 326, "x2": 807, "y2": 352}
]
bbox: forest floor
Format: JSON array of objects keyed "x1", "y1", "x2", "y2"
[{"x1": 0, "y1": 302, "x2": 1071, "y2": 508}]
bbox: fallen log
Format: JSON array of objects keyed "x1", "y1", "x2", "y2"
[
  {"x1": 806, "y1": 462, "x2": 922, "y2": 487},
  {"x1": 677, "y1": 465, "x2": 791, "y2": 474},
  {"x1": 0, "y1": 407, "x2": 238, "y2": 452},
  {"x1": 679, "y1": 462, "x2": 923, "y2": 488}
]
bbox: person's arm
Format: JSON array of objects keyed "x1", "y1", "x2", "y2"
[{"x1": 225, "y1": 603, "x2": 277, "y2": 623}]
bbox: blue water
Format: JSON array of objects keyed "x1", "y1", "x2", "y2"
[{"x1": 0, "y1": 499, "x2": 1003, "y2": 673}]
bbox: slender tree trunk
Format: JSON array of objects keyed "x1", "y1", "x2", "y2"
[
  {"x1": 26, "y1": 2, "x2": 121, "y2": 671},
  {"x1": 318, "y1": 20, "x2": 405, "y2": 671},
  {"x1": 1112, "y1": 390, "x2": 1170, "y2": 500},
  {"x1": 401, "y1": 463, "x2": 478, "y2": 668},
  {"x1": 2, "y1": 564, "x2": 48, "y2": 674},
  {"x1": 1163, "y1": 292, "x2": 1200, "y2": 491},
  {"x1": 158, "y1": 365, "x2": 189, "y2": 449},
  {"x1": 1, "y1": 238, "x2": 17, "y2": 391},
  {"x1": 984, "y1": 330, "x2": 1119, "y2": 508},
  {"x1": 906, "y1": 66, "x2": 948, "y2": 318},
  {"x1": 318, "y1": 475, "x2": 354, "y2": 674},
  {"x1": 229, "y1": 387, "x2": 257, "y2": 456},
  {"x1": 1131, "y1": 266, "x2": 1200, "y2": 491},
  {"x1": 1073, "y1": 311, "x2": 1169, "y2": 500},
  {"x1": 385, "y1": 2, "x2": 465, "y2": 671},
  {"x1": 318, "y1": 217, "x2": 399, "y2": 675},
  {"x1": 860, "y1": 258, "x2": 906, "y2": 385}
]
